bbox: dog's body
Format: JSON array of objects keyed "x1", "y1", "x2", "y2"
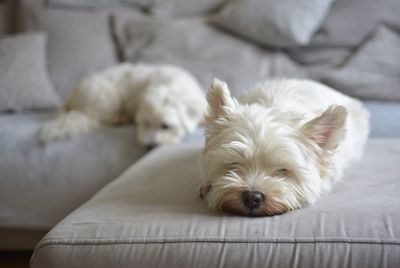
[
  {"x1": 39, "y1": 63, "x2": 206, "y2": 149},
  {"x1": 200, "y1": 79, "x2": 369, "y2": 216}
]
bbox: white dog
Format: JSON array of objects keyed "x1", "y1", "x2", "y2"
[
  {"x1": 39, "y1": 63, "x2": 206, "y2": 150},
  {"x1": 199, "y1": 79, "x2": 369, "y2": 216}
]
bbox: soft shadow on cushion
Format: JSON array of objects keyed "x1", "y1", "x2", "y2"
[
  {"x1": 113, "y1": 13, "x2": 307, "y2": 96},
  {"x1": 0, "y1": 0, "x2": 16, "y2": 36},
  {"x1": 0, "y1": 32, "x2": 60, "y2": 111},
  {"x1": 322, "y1": 26, "x2": 400, "y2": 101},
  {"x1": 17, "y1": 0, "x2": 118, "y2": 100},
  {"x1": 209, "y1": 0, "x2": 335, "y2": 47}
]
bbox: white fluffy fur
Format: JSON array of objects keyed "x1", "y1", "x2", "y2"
[
  {"x1": 200, "y1": 79, "x2": 369, "y2": 216},
  {"x1": 39, "y1": 63, "x2": 207, "y2": 148}
]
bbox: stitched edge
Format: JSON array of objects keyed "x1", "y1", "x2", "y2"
[{"x1": 35, "y1": 237, "x2": 400, "y2": 252}]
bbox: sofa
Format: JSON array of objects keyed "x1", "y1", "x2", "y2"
[
  {"x1": 0, "y1": 0, "x2": 399, "y2": 266},
  {"x1": 30, "y1": 140, "x2": 400, "y2": 267}
]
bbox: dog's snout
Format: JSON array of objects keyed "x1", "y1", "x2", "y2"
[
  {"x1": 242, "y1": 190, "x2": 265, "y2": 209},
  {"x1": 145, "y1": 143, "x2": 158, "y2": 151}
]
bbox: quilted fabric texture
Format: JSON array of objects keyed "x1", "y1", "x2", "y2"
[
  {"x1": 31, "y1": 140, "x2": 400, "y2": 268},
  {"x1": 113, "y1": 13, "x2": 307, "y2": 96},
  {"x1": 0, "y1": 32, "x2": 60, "y2": 111},
  {"x1": 210, "y1": 0, "x2": 335, "y2": 47},
  {"x1": 323, "y1": 26, "x2": 400, "y2": 101}
]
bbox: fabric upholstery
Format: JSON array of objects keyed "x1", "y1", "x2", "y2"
[
  {"x1": 31, "y1": 140, "x2": 400, "y2": 267},
  {"x1": 47, "y1": 0, "x2": 223, "y2": 16},
  {"x1": 0, "y1": 32, "x2": 60, "y2": 111},
  {"x1": 0, "y1": 112, "x2": 206, "y2": 230},
  {"x1": 17, "y1": 0, "x2": 118, "y2": 100},
  {"x1": 311, "y1": 0, "x2": 400, "y2": 48},
  {"x1": 288, "y1": 0, "x2": 400, "y2": 66},
  {"x1": 364, "y1": 101, "x2": 400, "y2": 138},
  {"x1": 47, "y1": 0, "x2": 148, "y2": 9},
  {"x1": 113, "y1": 13, "x2": 307, "y2": 96},
  {"x1": 323, "y1": 26, "x2": 400, "y2": 101},
  {"x1": 210, "y1": 0, "x2": 335, "y2": 47},
  {"x1": 150, "y1": 0, "x2": 223, "y2": 17},
  {"x1": 0, "y1": 112, "x2": 145, "y2": 230}
]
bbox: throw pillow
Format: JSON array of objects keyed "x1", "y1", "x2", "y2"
[
  {"x1": 0, "y1": 32, "x2": 60, "y2": 111},
  {"x1": 322, "y1": 26, "x2": 400, "y2": 101},
  {"x1": 210, "y1": 0, "x2": 336, "y2": 47},
  {"x1": 113, "y1": 13, "x2": 307, "y2": 96},
  {"x1": 47, "y1": 0, "x2": 223, "y2": 16},
  {"x1": 17, "y1": 0, "x2": 118, "y2": 100}
]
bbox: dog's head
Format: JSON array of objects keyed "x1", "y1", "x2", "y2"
[
  {"x1": 200, "y1": 79, "x2": 347, "y2": 216},
  {"x1": 135, "y1": 84, "x2": 206, "y2": 151}
]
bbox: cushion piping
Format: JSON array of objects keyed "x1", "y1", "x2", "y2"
[{"x1": 35, "y1": 237, "x2": 400, "y2": 252}]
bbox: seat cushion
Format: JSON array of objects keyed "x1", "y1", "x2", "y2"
[
  {"x1": 31, "y1": 139, "x2": 400, "y2": 268},
  {"x1": 0, "y1": 112, "x2": 205, "y2": 231},
  {"x1": 0, "y1": 112, "x2": 145, "y2": 230}
]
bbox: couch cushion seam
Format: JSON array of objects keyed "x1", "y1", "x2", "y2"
[{"x1": 35, "y1": 238, "x2": 400, "y2": 252}]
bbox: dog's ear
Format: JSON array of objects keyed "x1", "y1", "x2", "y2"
[
  {"x1": 301, "y1": 105, "x2": 348, "y2": 151},
  {"x1": 206, "y1": 79, "x2": 235, "y2": 120}
]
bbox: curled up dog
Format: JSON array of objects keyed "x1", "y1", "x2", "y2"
[
  {"x1": 39, "y1": 63, "x2": 206, "y2": 150},
  {"x1": 199, "y1": 79, "x2": 369, "y2": 216}
]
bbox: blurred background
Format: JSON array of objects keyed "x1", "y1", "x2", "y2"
[{"x1": 1, "y1": 0, "x2": 400, "y2": 266}]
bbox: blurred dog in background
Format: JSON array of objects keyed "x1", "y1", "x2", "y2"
[{"x1": 39, "y1": 63, "x2": 206, "y2": 150}]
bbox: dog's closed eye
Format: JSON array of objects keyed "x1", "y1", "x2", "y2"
[
  {"x1": 161, "y1": 123, "x2": 170, "y2": 130},
  {"x1": 274, "y1": 168, "x2": 288, "y2": 176},
  {"x1": 228, "y1": 162, "x2": 241, "y2": 168},
  {"x1": 227, "y1": 162, "x2": 244, "y2": 174}
]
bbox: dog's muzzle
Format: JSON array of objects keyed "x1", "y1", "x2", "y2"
[{"x1": 242, "y1": 190, "x2": 265, "y2": 209}]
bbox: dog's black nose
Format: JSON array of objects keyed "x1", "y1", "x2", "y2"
[
  {"x1": 145, "y1": 143, "x2": 158, "y2": 151},
  {"x1": 242, "y1": 190, "x2": 265, "y2": 209}
]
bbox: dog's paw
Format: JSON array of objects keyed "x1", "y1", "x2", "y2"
[{"x1": 37, "y1": 122, "x2": 67, "y2": 145}]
